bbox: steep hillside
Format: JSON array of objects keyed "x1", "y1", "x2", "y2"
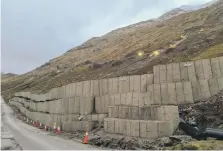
[{"x1": 2, "y1": 0, "x2": 223, "y2": 100}]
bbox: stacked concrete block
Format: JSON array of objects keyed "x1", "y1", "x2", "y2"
[
  {"x1": 80, "y1": 96, "x2": 94, "y2": 114},
  {"x1": 219, "y1": 56, "x2": 223, "y2": 76},
  {"x1": 208, "y1": 78, "x2": 220, "y2": 96},
  {"x1": 93, "y1": 80, "x2": 100, "y2": 96},
  {"x1": 62, "y1": 121, "x2": 97, "y2": 132},
  {"x1": 62, "y1": 98, "x2": 69, "y2": 114},
  {"x1": 202, "y1": 59, "x2": 213, "y2": 80},
  {"x1": 118, "y1": 76, "x2": 129, "y2": 94},
  {"x1": 104, "y1": 118, "x2": 174, "y2": 138},
  {"x1": 76, "y1": 82, "x2": 84, "y2": 96},
  {"x1": 74, "y1": 97, "x2": 80, "y2": 113},
  {"x1": 218, "y1": 77, "x2": 223, "y2": 90},
  {"x1": 147, "y1": 81, "x2": 193, "y2": 105},
  {"x1": 130, "y1": 75, "x2": 141, "y2": 93},
  {"x1": 211, "y1": 57, "x2": 222, "y2": 78}
]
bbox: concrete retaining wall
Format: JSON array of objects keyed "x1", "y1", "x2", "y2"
[
  {"x1": 104, "y1": 118, "x2": 173, "y2": 138},
  {"x1": 153, "y1": 57, "x2": 223, "y2": 84}
]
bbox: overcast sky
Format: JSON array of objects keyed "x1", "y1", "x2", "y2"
[{"x1": 1, "y1": 0, "x2": 212, "y2": 74}]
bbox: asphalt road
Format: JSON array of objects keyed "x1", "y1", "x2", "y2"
[{"x1": 1, "y1": 98, "x2": 98, "y2": 150}]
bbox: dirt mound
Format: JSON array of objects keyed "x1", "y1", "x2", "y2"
[{"x1": 178, "y1": 90, "x2": 223, "y2": 131}]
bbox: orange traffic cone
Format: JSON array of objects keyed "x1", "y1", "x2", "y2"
[
  {"x1": 57, "y1": 126, "x2": 61, "y2": 135},
  {"x1": 83, "y1": 131, "x2": 88, "y2": 144},
  {"x1": 44, "y1": 125, "x2": 47, "y2": 131}
]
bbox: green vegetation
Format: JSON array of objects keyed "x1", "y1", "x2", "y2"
[
  {"x1": 171, "y1": 140, "x2": 223, "y2": 150},
  {"x1": 191, "y1": 43, "x2": 223, "y2": 61}
]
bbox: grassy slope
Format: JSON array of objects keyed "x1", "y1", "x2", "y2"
[{"x1": 1, "y1": 1, "x2": 223, "y2": 100}]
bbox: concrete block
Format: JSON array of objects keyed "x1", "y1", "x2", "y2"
[
  {"x1": 114, "y1": 94, "x2": 121, "y2": 105},
  {"x1": 134, "y1": 75, "x2": 141, "y2": 92},
  {"x1": 139, "y1": 106, "x2": 152, "y2": 120},
  {"x1": 140, "y1": 121, "x2": 158, "y2": 139},
  {"x1": 139, "y1": 121, "x2": 147, "y2": 138},
  {"x1": 218, "y1": 77, "x2": 223, "y2": 90},
  {"x1": 195, "y1": 60, "x2": 205, "y2": 79},
  {"x1": 92, "y1": 114, "x2": 98, "y2": 121},
  {"x1": 180, "y1": 62, "x2": 189, "y2": 81},
  {"x1": 108, "y1": 106, "x2": 112, "y2": 117},
  {"x1": 99, "y1": 79, "x2": 103, "y2": 95},
  {"x1": 68, "y1": 98, "x2": 75, "y2": 114},
  {"x1": 219, "y1": 56, "x2": 223, "y2": 77},
  {"x1": 112, "y1": 78, "x2": 119, "y2": 94},
  {"x1": 153, "y1": 84, "x2": 161, "y2": 105},
  {"x1": 89, "y1": 80, "x2": 94, "y2": 96},
  {"x1": 141, "y1": 74, "x2": 147, "y2": 93},
  {"x1": 130, "y1": 120, "x2": 140, "y2": 137},
  {"x1": 153, "y1": 65, "x2": 160, "y2": 84},
  {"x1": 126, "y1": 120, "x2": 131, "y2": 136},
  {"x1": 98, "y1": 114, "x2": 107, "y2": 123},
  {"x1": 129, "y1": 106, "x2": 139, "y2": 120},
  {"x1": 70, "y1": 83, "x2": 77, "y2": 97},
  {"x1": 132, "y1": 93, "x2": 139, "y2": 106},
  {"x1": 93, "y1": 80, "x2": 100, "y2": 96},
  {"x1": 114, "y1": 119, "x2": 120, "y2": 134},
  {"x1": 211, "y1": 58, "x2": 222, "y2": 78},
  {"x1": 87, "y1": 114, "x2": 92, "y2": 121},
  {"x1": 100, "y1": 96, "x2": 105, "y2": 113},
  {"x1": 107, "y1": 118, "x2": 115, "y2": 133},
  {"x1": 202, "y1": 59, "x2": 213, "y2": 79},
  {"x1": 113, "y1": 106, "x2": 119, "y2": 118},
  {"x1": 76, "y1": 82, "x2": 83, "y2": 96},
  {"x1": 147, "y1": 85, "x2": 154, "y2": 104},
  {"x1": 130, "y1": 75, "x2": 141, "y2": 92},
  {"x1": 83, "y1": 81, "x2": 90, "y2": 97},
  {"x1": 176, "y1": 82, "x2": 185, "y2": 104},
  {"x1": 157, "y1": 121, "x2": 172, "y2": 137},
  {"x1": 208, "y1": 78, "x2": 219, "y2": 96},
  {"x1": 119, "y1": 119, "x2": 127, "y2": 135},
  {"x1": 109, "y1": 95, "x2": 115, "y2": 106},
  {"x1": 62, "y1": 98, "x2": 69, "y2": 114},
  {"x1": 161, "y1": 83, "x2": 168, "y2": 105},
  {"x1": 82, "y1": 97, "x2": 94, "y2": 114},
  {"x1": 119, "y1": 76, "x2": 130, "y2": 93},
  {"x1": 167, "y1": 64, "x2": 173, "y2": 83},
  {"x1": 103, "y1": 79, "x2": 108, "y2": 95},
  {"x1": 120, "y1": 106, "x2": 130, "y2": 119},
  {"x1": 104, "y1": 119, "x2": 108, "y2": 132},
  {"x1": 125, "y1": 93, "x2": 133, "y2": 105},
  {"x1": 120, "y1": 93, "x2": 127, "y2": 105},
  {"x1": 167, "y1": 83, "x2": 177, "y2": 105},
  {"x1": 74, "y1": 97, "x2": 80, "y2": 114},
  {"x1": 108, "y1": 78, "x2": 113, "y2": 95},
  {"x1": 104, "y1": 95, "x2": 109, "y2": 113},
  {"x1": 199, "y1": 80, "x2": 211, "y2": 100},
  {"x1": 172, "y1": 63, "x2": 181, "y2": 82},
  {"x1": 138, "y1": 93, "x2": 146, "y2": 107},
  {"x1": 159, "y1": 65, "x2": 167, "y2": 83},
  {"x1": 191, "y1": 80, "x2": 202, "y2": 102},
  {"x1": 183, "y1": 82, "x2": 194, "y2": 104},
  {"x1": 95, "y1": 96, "x2": 101, "y2": 113}
]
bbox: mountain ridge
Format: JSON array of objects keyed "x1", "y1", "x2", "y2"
[{"x1": 1, "y1": 0, "x2": 223, "y2": 100}]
